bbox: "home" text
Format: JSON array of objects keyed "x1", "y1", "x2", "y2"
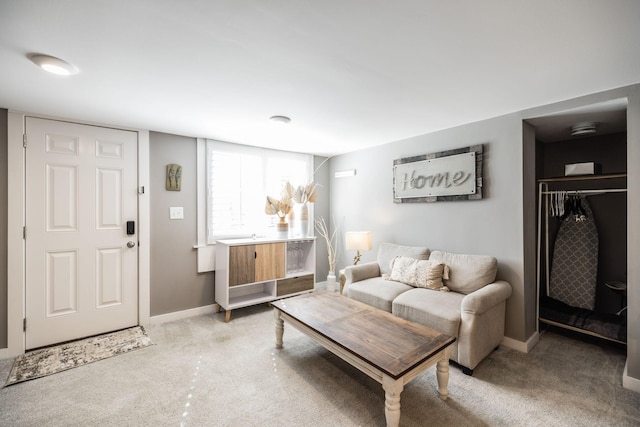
[{"x1": 400, "y1": 170, "x2": 471, "y2": 190}]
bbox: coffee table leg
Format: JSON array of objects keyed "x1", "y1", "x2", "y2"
[
  {"x1": 382, "y1": 375, "x2": 403, "y2": 427},
  {"x1": 436, "y1": 352, "x2": 450, "y2": 400},
  {"x1": 274, "y1": 309, "x2": 284, "y2": 349}
]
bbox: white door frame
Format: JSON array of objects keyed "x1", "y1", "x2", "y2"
[{"x1": 6, "y1": 111, "x2": 150, "y2": 357}]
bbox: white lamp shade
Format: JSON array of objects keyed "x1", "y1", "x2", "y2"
[{"x1": 345, "y1": 231, "x2": 372, "y2": 251}]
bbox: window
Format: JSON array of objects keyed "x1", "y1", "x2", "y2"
[{"x1": 206, "y1": 140, "x2": 312, "y2": 243}]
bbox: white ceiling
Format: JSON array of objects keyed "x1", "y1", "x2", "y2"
[{"x1": 1, "y1": 1, "x2": 639, "y2": 156}]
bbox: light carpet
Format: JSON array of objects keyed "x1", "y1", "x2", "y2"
[
  {"x1": 5, "y1": 326, "x2": 153, "y2": 387},
  {"x1": 0, "y1": 305, "x2": 638, "y2": 426}
]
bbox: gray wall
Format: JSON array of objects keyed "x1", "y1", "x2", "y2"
[
  {"x1": 624, "y1": 85, "x2": 640, "y2": 382},
  {"x1": 329, "y1": 113, "x2": 526, "y2": 341},
  {"x1": 0, "y1": 109, "x2": 7, "y2": 348},
  {"x1": 522, "y1": 121, "x2": 538, "y2": 338},
  {"x1": 313, "y1": 156, "x2": 331, "y2": 280},
  {"x1": 149, "y1": 132, "x2": 214, "y2": 315}
]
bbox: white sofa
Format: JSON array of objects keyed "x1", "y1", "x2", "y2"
[{"x1": 343, "y1": 243, "x2": 512, "y2": 375}]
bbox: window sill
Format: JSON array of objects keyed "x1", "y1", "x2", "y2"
[{"x1": 194, "y1": 244, "x2": 216, "y2": 272}]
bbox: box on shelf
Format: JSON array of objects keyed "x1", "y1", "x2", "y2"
[{"x1": 564, "y1": 162, "x2": 601, "y2": 176}]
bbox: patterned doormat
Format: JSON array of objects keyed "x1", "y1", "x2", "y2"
[{"x1": 4, "y1": 326, "x2": 153, "y2": 387}]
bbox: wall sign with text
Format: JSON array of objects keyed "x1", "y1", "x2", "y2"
[{"x1": 393, "y1": 144, "x2": 483, "y2": 203}]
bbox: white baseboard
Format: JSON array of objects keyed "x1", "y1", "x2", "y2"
[
  {"x1": 0, "y1": 348, "x2": 9, "y2": 361},
  {"x1": 623, "y1": 361, "x2": 640, "y2": 393},
  {"x1": 501, "y1": 331, "x2": 540, "y2": 353},
  {"x1": 150, "y1": 304, "x2": 219, "y2": 325}
]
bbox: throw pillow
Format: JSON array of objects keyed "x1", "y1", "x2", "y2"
[
  {"x1": 428, "y1": 250, "x2": 497, "y2": 294},
  {"x1": 378, "y1": 243, "x2": 430, "y2": 276},
  {"x1": 417, "y1": 260, "x2": 448, "y2": 290},
  {"x1": 389, "y1": 256, "x2": 448, "y2": 290},
  {"x1": 389, "y1": 256, "x2": 417, "y2": 285}
]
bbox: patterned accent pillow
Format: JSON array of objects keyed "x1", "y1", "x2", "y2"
[{"x1": 389, "y1": 256, "x2": 448, "y2": 289}]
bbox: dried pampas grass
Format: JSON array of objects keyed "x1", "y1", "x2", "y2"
[
  {"x1": 293, "y1": 182, "x2": 317, "y2": 204},
  {"x1": 264, "y1": 195, "x2": 292, "y2": 217},
  {"x1": 265, "y1": 181, "x2": 294, "y2": 217}
]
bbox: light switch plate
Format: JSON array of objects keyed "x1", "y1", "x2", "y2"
[{"x1": 169, "y1": 206, "x2": 184, "y2": 220}]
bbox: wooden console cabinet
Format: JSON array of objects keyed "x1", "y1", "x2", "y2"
[{"x1": 215, "y1": 237, "x2": 315, "y2": 322}]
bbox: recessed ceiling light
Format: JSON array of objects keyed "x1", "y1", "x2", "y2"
[
  {"x1": 28, "y1": 53, "x2": 79, "y2": 76},
  {"x1": 269, "y1": 115, "x2": 291, "y2": 124}
]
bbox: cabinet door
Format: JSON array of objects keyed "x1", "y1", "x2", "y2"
[
  {"x1": 229, "y1": 245, "x2": 255, "y2": 286},
  {"x1": 255, "y1": 243, "x2": 285, "y2": 282}
]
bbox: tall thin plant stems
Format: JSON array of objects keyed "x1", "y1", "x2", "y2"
[{"x1": 315, "y1": 216, "x2": 338, "y2": 273}]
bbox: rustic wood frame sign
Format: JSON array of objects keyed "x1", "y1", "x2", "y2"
[{"x1": 393, "y1": 144, "x2": 483, "y2": 203}]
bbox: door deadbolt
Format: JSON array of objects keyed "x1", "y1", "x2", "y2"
[{"x1": 127, "y1": 241, "x2": 136, "y2": 248}]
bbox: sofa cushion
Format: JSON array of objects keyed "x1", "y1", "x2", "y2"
[
  {"x1": 347, "y1": 277, "x2": 413, "y2": 312},
  {"x1": 429, "y1": 250, "x2": 497, "y2": 295},
  {"x1": 377, "y1": 243, "x2": 430, "y2": 276},
  {"x1": 392, "y1": 288, "x2": 464, "y2": 338},
  {"x1": 389, "y1": 256, "x2": 447, "y2": 290}
]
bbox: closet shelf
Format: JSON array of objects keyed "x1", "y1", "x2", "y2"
[{"x1": 538, "y1": 173, "x2": 626, "y2": 183}]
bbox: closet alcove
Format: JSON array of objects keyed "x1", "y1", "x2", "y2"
[{"x1": 528, "y1": 100, "x2": 628, "y2": 344}]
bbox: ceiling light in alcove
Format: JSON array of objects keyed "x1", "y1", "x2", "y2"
[
  {"x1": 269, "y1": 115, "x2": 291, "y2": 125},
  {"x1": 570, "y1": 121, "x2": 598, "y2": 137},
  {"x1": 28, "y1": 53, "x2": 79, "y2": 76}
]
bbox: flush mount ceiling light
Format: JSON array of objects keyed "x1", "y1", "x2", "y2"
[
  {"x1": 28, "y1": 53, "x2": 79, "y2": 76},
  {"x1": 269, "y1": 115, "x2": 291, "y2": 124},
  {"x1": 570, "y1": 121, "x2": 598, "y2": 137}
]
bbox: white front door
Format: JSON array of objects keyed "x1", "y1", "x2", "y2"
[{"x1": 25, "y1": 117, "x2": 139, "y2": 349}]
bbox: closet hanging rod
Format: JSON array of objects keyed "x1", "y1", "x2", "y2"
[{"x1": 540, "y1": 188, "x2": 627, "y2": 195}]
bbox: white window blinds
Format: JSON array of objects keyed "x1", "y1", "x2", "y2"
[{"x1": 206, "y1": 140, "x2": 312, "y2": 243}]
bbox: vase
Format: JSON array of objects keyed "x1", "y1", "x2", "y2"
[
  {"x1": 327, "y1": 271, "x2": 336, "y2": 292},
  {"x1": 276, "y1": 216, "x2": 288, "y2": 238},
  {"x1": 299, "y1": 202, "x2": 310, "y2": 237}
]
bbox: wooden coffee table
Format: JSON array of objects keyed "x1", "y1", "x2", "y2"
[{"x1": 272, "y1": 291, "x2": 455, "y2": 427}]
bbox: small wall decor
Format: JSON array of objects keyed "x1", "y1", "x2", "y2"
[
  {"x1": 166, "y1": 163, "x2": 182, "y2": 191},
  {"x1": 393, "y1": 144, "x2": 483, "y2": 203}
]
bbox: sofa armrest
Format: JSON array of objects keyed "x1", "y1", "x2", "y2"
[
  {"x1": 461, "y1": 280, "x2": 512, "y2": 315},
  {"x1": 458, "y1": 280, "x2": 512, "y2": 370},
  {"x1": 344, "y1": 261, "x2": 380, "y2": 284}
]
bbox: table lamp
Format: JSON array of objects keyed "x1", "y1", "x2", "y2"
[{"x1": 345, "y1": 231, "x2": 372, "y2": 265}]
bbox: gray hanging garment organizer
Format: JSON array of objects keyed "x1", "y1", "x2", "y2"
[{"x1": 549, "y1": 196, "x2": 599, "y2": 310}]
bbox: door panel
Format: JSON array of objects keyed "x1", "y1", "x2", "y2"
[
  {"x1": 46, "y1": 250, "x2": 78, "y2": 316},
  {"x1": 96, "y1": 247, "x2": 123, "y2": 308},
  {"x1": 46, "y1": 164, "x2": 78, "y2": 231},
  {"x1": 46, "y1": 133, "x2": 78, "y2": 155},
  {"x1": 25, "y1": 117, "x2": 138, "y2": 349},
  {"x1": 96, "y1": 168, "x2": 122, "y2": 229}
]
